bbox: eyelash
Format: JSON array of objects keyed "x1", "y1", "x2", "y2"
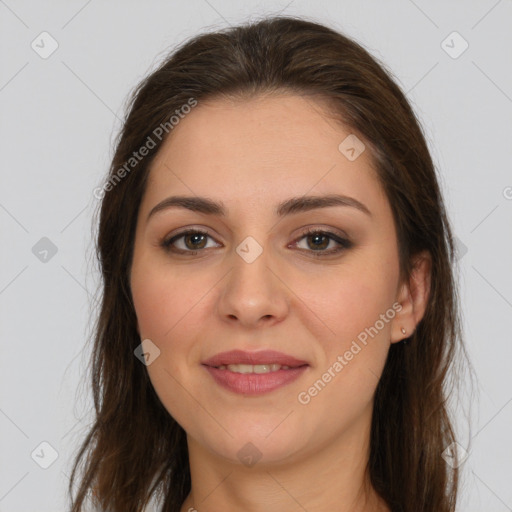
[{"x1": 161, "y1": 227, "x2": 353, "y2": 257}]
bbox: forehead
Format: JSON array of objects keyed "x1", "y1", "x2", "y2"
[{"x1": 142, "y1": 93, "x2": 388, "y2": 219}]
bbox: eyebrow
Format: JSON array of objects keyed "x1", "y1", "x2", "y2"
[{"x1": 146, "y1": 193, "x2": 371, "y2": 223}]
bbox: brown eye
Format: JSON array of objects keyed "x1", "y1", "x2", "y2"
[
  {"x1": 182, "y1": 232, "x2": 208, "y2": 250},
  {"x1": 294, "y1": 229, "x2": 353, "y2": 256},
  {"x1": 162, "y1": 229, "x2": 219, "y2": 254},
  {"x1": 305, "y1": 232, "x2": 330, "y2": 250}
]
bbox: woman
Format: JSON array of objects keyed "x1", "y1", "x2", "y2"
[{"x1": 69, "y1": 15, "x2": 473, "y2": 512}]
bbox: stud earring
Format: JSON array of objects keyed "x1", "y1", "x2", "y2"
[{"x1": 400, "y1": 327, "x2": 410, "y2": 345}]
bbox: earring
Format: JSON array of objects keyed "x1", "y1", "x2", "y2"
[{"x1": 401, "y1": 327, "x2": 410, "y2": 345}]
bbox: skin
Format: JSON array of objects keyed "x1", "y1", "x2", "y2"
[{"x1": 129, "y1": 93, "x2": 431, "y2": 512}]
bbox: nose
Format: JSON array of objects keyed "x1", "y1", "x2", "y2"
[{"x1": 216, "y1": 240, "x2": 289, "y2": 328}]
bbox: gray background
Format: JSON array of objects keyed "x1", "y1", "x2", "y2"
[{"x1": 1, "y1": 0, "x2": 511, "y2": 511}]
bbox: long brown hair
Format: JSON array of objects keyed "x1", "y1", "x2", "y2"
[{"x1": 69, "y1": 15, "x2": 475, "y2": 512}]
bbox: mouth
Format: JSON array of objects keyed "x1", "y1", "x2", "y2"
[
  {"x1": 201, "y1": 349, "x2": 310, "y2": 395},
  {"x1": 212, "y1": 363, "x2": 303, "y2": 373}
]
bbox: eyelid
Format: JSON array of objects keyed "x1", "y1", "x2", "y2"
[{"x1": 291, "y1": 225, "x2": 350, "y2": 243}]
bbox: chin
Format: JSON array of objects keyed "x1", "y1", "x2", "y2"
[
  {"x1": 225, "y1": 442, "x2": 301, "y2": 468},
  {"x1": 199, "y1": 425, "x2": 306, "y2": 468}
]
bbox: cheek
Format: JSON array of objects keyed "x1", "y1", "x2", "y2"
[
  {"x1": 131, "y1": 256, "x2": 209, "y2": 340},
  {"x1": 292, "y1": 257, "x2": 398, "y2": 410},
  {"x1": 130, "y1": 261, "x2": 203, "y2": 422},
  {"x1": 298, "y1": 263, "x2": 398, "y2": 346},
  {"x1": 293, "y1": 273, "x2": 395, "y2": 432},
  {"x1": 130, "y1": 256, "x2": 214, "y2": 389}
]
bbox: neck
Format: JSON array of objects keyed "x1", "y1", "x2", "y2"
[{"x1": 179, "y1": 412, "x2": 389, "y2": 512}]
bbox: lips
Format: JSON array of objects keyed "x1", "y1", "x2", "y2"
[
  {"x1": 202, "y1": 349, "x2": 309, "y2": 368},
  {"x1": 201, "y1": 350, "x2": 309, "y2": 395}
]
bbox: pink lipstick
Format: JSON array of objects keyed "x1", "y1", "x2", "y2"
[{"x1": 202, "y1": 349, "x2": 309, "y2": 395}]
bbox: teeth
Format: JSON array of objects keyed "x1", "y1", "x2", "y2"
[{"x1": 216, "y1": 364, "x2": 291, "y2": 373}]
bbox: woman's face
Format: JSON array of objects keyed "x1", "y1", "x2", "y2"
[{"x1": 130, "y1": 93, "x2": 409, "y2": 467}]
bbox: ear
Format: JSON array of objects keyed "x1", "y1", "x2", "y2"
[{"x1": 390, "y1": 250, "x2": 432, "y2": 344}]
